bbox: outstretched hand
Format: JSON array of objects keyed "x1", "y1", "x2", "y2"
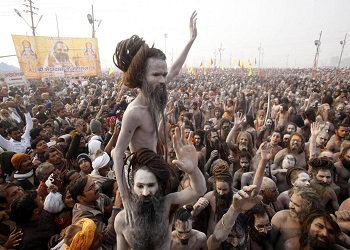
[
  {"x1": 172, "y1": 125, "x2": 197, "y2": 174},
  {"x1": 189, "y1": 11, "x2": 197, "y2": 41},
  {"x1": 310, "y1": 122, "x2": 321, "y2": 136},
  {"x1": 232, "y1": 185, "x2": 262, "y2": 213},
  {"x1": 233, "y1": 112, "x2": 244, "y2": 127}
]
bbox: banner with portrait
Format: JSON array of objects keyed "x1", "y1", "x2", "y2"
[{"x1": 12, "y1": 35, "x2": 102, "y2": 79}]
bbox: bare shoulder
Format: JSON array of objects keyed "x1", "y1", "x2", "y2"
[
  {"x1": 284, "y1": 237, "x2": 299, "y2": 250},
  {"x1": 114, "y1": 210, "x2": 127, "y2": 234},
  {"x1": 272, "y1": 209, "x2": 289, "y2": 225},
  {"x1": 340, "y1": 198, "x2": 350, "y2": 211}
]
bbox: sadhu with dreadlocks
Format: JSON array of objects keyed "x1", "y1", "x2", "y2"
[
  {"x1": 113, "y1": 126, "x2": 206, "y2": 250},
  {"x1": 192, "y1": 162, "x2": 234, "y2": 237},
  {"x1": 112, "y1": 11, "x2": 198, "y2": 219}
]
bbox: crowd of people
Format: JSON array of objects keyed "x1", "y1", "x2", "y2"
[{"x1": 1, "y1": 11, "x2": 350, "y2": 250}]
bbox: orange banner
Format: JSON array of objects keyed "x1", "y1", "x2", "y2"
[{"x1": 12, "y1": 35, "x2": 102, "y2": 79}]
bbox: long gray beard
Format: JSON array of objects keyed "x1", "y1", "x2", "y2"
[
  {"x1": 142, "y1": 82, "x2": 168, "y2": 131},
  {"x1": 129, "y1": 192, "x2": 167, "y2": 250}
]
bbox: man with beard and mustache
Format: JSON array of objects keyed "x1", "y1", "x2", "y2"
[
  {"x1": 112, "y1": 12, "x2": 198, "y2": 208},
  {"x1": 245, "y1": 204, "x2": 273, "y2": 250},
  {"x1": 270, "y1": 187, "x2": 322, "y2": 249},
  {"x1": 327, "y1": 123, "x2": 349, "y2": 153},
  {"x1": 207, "y1": 185, "x2": 263, "y2": 250},
  {"x1": 192, "y1": 164, "x2": 233, "y2": 236},
  {"x1": 254, "y1": 110, "x2": 266, "y2": 130},
  {"x1": 233, "y1": 152, "x2": 252, "y2": 190},
  {"x1": 284, "y1": 210, "x2": 346, "y2": 250},
  {"x1": 171, "y1": 205, "x2": 207, "y2": 250},
  {"x1": 274, "y1": 132, "x2": 307, "y2": 169},
  {"x1": 309, "y1": 157, "x2": 340, "y2": 212},
  {"x1": 335, "y1": 145, "x2": 350, "y2": 203},
  {"x1": 113, "y1": 126, "x2": 206, "y2": 250},
  {"x1": 69, "y1": 176, "x2": 118, "y2": 250},
  {"x1": 226, "y1": 113, "x2": 257, "y2": 168},
  {"x1": 204, "y1": 129, "x2": 230, "y2": 172},
  {"x1": 44, "y1": 41, "x2": 76, "y2": 68}
]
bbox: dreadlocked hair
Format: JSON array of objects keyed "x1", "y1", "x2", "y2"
[
  {"x1": 308, "y1": 157, "x2": 336, "y2": 179},
  {"x1": 212, "y1": 163, "x2": 233, "y2": 186},
  {"x1": 113, "y1": 35, "x2": 166, "y2": 89},
  {"x1": 127, "y1": 148, "x2": 172, "y2": 196}
]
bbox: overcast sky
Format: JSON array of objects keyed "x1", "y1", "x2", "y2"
[{"x1": 1, "y1": 0, "x2": 350, "y2": 69}]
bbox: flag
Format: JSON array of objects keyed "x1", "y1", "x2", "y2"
[
  {"x1": 247, "y1": 60, "x2": 251, "y2": 70},
  {"x1": 214, "y1": 66, "x2": 217, "y2": 72},
  {"x1": 248, "y1": 68, "x2": 252, "y2": 76},
  {"x1": 207, "y1": 59, "x2": 213, "y2": 68},
  {"x1": 108, "y1": 66, "x2": 114, "y2": 76},
  {"x1": 204, "y1": 68, "x2": 207, "y2": 75},
  {"x1": 220, "y1": 64, "x2": 224, "y2": 70},
  {"x1": 259, "y1": 68, "x2": 263, "y2": 77},
  {"x1": 237, "y1": 60, "x2": 241, "y2": 67},
  {"x1": 232, "y1": 59, "x2": 236, "y2": 65},
  {"x1": 255, "y1": 58, "x2": 257, "y2": 65},
  {"x1": 200, "y1": 62, "x2": 203, "y2": 67}
]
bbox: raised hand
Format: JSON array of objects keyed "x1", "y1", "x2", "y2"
[
  {"x1": 310, "y1": 122, "x2": 321, "y2": 136},
  {"x1": 233, "y1": 112, "x2": 244, "y2": 127},
  {"x1": 172, "y1": 125, "x2": 197, "y2": 174},
  {"x1": 189, "y1": 11, "x2": 197, "y2": 41},
  {"x1": 232, "y1": 185, "x2": 262, "y2": 213}
]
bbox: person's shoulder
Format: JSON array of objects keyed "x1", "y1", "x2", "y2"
[
  {"x1": 272, "y1": 209, "x2": 290, "y2": 222},
  {"x1": 114, "y1": 210, "x2": 127, "y2": 233}
]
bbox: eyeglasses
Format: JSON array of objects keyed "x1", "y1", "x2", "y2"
[{"x1": 254, "y1": 223, "x2": 272, "y2": 232}]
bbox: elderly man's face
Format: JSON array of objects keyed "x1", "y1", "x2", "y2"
[
  {"x1": 133, "y1": 169, "x2": 159, "y2": 202},
  {"x1": 143, "y1": 58, "x2": 167, "y2": 92},
  {"x1": 316, "y1": 133, "x2": 329, "y2": 147},
  {"x1": 54, "y1": 43, "x2": 69, "y2": 62},
  {"x1": 290, "y1": 135, "x2": 302, "y2": 152},
  {"x1": 289, "y1": 193, "x2": 303, "y2": 220}
]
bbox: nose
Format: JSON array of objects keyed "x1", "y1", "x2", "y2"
[
  {"x1": 305, "y1": 181, "x2": 310, "y2": 187},
  {"x1": 218, "y1": 190, "x2": 224, "y2": 195},
  {"x1": 142, "y1": 187, "x2": 150, "y2": 196}
]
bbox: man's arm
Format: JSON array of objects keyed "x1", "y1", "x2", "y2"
[
  {"x1": 166, "y1": 126, "x2": 206, "y2": 206},
  {"x1": 309, "y1": 122, "x2": 321, "y2": 159},
  {"x1": 226, "y1": 112, "x2": 243, "y2": 148},
  {"x1": 112, "y1": 107, "x2": 142, "y2": 203},
  {"x1": 207, "y1": 185, "x2": 262, "y2": 248},
  {"x1": 166, "y1": 11, "x2": 197, "y2": 83}
]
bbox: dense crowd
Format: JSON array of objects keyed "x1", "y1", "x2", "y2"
[{"x1": 1, "y1": 11, "x2": 350, "y2": 250}]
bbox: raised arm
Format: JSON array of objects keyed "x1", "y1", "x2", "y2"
[
  {"x1": 226, "y1": 112, "x2": 243, "y2": 148},
  {"x1": 309, "y1": 122, "x2": 321, "y2": 159},
  {"x1": 166, "y1": 11, "x2": 197, "y2": 83},
  {"x1": 207, "y1": 185, "x2": 262, "y2": 248},
  {"x1": 167, "y1": 125, "x2": 206, "y2": 206}
]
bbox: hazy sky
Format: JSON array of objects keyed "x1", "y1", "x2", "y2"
[{"x1": 1, "y1": 0, "x2": 350, "y2": 69}]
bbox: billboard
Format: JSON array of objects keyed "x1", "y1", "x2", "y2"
[
  {"x1": 3, "y1": 71, "x2": 28, "y2": 87},
  {"x1": 12, "y1": 35, "x2": 102, "y2": 79}
]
